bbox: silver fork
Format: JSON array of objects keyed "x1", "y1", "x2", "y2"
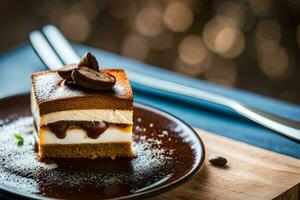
[{"x1": 29, "y1": 24, "x2": 300, "y2": 141}]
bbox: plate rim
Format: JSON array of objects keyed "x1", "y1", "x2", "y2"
[{"x1": 0, "y1": 93, "x2": 206, "y2": 200}]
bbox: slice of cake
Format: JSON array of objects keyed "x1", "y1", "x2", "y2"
[{"x1": 31, "y1": 52, "x2": 134, "y2": 159}]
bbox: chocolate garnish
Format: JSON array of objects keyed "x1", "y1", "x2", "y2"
[
  {"x1": 48, "y1": 121, "x2": 69, "y2": 139},
  {"x1": 57, "y1": 52, "x2": 116, "y2": 90},
  {"x1": 46, "y1": 121, "x2": 108, "y2": 139},
  {"x1": 72, "y1": 67, "x2": 116, "y2": 91},
  {"x1": 58, "y1": 64, "x2": 77, "y2": 80},
  {"x1": 80, "y1": 121, "x2": 108, "y2": 139},
  {"x1": 78, "y1": 52, "x2": 99, "y2": 70}
]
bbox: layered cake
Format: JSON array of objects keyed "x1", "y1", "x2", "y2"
[{"x1": 31, "y1": 52, "x2": 134, "y2": 159}]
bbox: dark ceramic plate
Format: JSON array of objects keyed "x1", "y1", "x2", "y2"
[{"x1": 0, "y1": 94, "x2": 205, "y2": 200}]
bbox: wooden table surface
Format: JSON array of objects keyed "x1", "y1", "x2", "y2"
[{"x1": 150, "y1": 129, "x2": 300, "y2": 200}]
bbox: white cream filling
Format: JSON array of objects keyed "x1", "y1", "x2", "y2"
[
  {"x1": 41, "y1": 126, "x2": 132, "y2": 145},
  {"x1": 40, "y1": 109, "x2": 133, "y2": 126},
  {"x1": 31, "y1": 89, "x2": 133, "y2": 126}
]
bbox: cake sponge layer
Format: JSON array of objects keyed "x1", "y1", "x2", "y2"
[{"x1": 39, "y1": 143, "x2": 134, "y2": 159}]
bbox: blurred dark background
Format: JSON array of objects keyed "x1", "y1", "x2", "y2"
[{"x1": 0, "y1": 0, "x2": 300, "y2": 104}]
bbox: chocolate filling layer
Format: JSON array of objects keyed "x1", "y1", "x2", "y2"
[{"x1": 45, "y1": 121, "x2": 129, "y2": 139}]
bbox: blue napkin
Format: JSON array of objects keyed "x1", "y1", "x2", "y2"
[{"x1": 0, "y1": 43, "x2": 299, "y2": 159}]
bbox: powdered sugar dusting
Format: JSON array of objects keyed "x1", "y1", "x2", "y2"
[
  {"x1": 0, "y1": 117, "x2": 58, "y2": 194},
  {"x1": 161, "y1": 130, "x2": 169, "y2": 136}
]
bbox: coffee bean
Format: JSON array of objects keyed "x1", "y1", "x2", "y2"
[
  {"x1": 72, "y1": 67, "x2": 116, "y2": 91},
  {"x1": 58, "y1": 64, "x2": 77, "y2": 80},
  {"x1": 208, "y1": 155, "x2": 227, "y2": 166},
  {"x1": 78, "y1": 52, "x2": 99, "y2": 70}
]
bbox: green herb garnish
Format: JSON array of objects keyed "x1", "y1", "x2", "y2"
[
  {"x1": 84, "y1": 136, "x2": 88, "y2": 139},
  {"x1": 14, "y1": 133, "x2": 24, "y2": 147}
]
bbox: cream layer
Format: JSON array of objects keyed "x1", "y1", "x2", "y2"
[
  {"x1": 39, "y1": 126, "x2": 132, "y2": 145},
  {"x1": 31, "y1": 89, "x2": 133, "y2": 126},
  {"x1": 39, "y1": 109, "x2": 132, "y2": 126}
]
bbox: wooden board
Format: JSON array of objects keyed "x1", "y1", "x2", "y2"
[{"x1": 150, "y1": 129, "x2": 300, "y2": 200}]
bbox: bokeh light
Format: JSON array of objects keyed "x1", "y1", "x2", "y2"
[
  {"x1": 203, "y1": 16, "x2": 245, "y2": 58},
  {"x1": 174, "y1": 55, "x2": 212, "y2": 76},
  {"x1": 163, "y1": 1, "x2": 194, "y2": 32},
  {"x1": 135, "y1": 6, "x2": 163, "y2": 37},
  {"x1": 178, "y1": 35, "x2": 210, "y2": 65},
  {"x1": 60, "y1": 12, "x2": 91, "y2": 43},
  {"x1": 203, "y1": 17, "x2": 235, "y2": 51},
  {"x1": 214, "y1": 27, "x2": 245, "y2": 58},
  {"x1": 257, "y1": 43, "x2": 290, "y2": 79},
  {"x1": 121, "y1": 34, "x2": 149, "y2": 61}
]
